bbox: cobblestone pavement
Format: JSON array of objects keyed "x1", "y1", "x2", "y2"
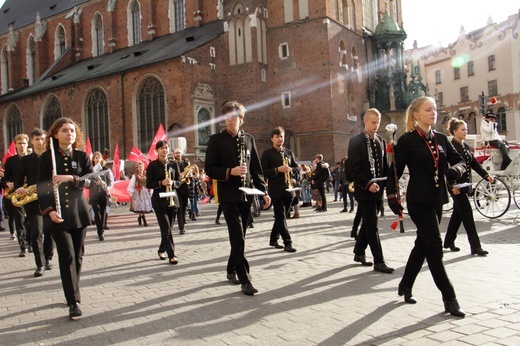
[{"x1": 0, "y1": 194, "x2": 519, "y2": 345}]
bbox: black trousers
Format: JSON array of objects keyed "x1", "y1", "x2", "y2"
[
  {"x1": 154, "y1": 207, "x2": 176, "y2": 259},
  {"x1": 177, "y1": 193, "x2": 188, "y2": 231},
  {"x1": 51, "y1": 227, "x2": 87, "y2": 305},
  {"x1": 404, "y1": 202, "x2": 456, "y2": 301},
  {"x1": 317, "y1": 185, "x2": 327, "y2": 209},
  {"x1": 488, "y1": 140, "x2": 512, "y2": 169},
  {"x1": 5, "y1": 199, "x2": 26, "y2": 250},
  {"x1": 25, "y1": 202, "x2": 53, "y2": 268},
  {"x1": 341, "y1": 185, "x2": 354, "y2": 210},
  {"x1": 444, "y1": 192, "x2": 482, "y2": 250},
  {"x1": 91, "y1": 191, "x2": 108, "y2": 236},
  {"x1": 270, "y1": 196, "x2": 293, "y2": 246},
  {"x1": 353, "y1": 200, "x2": 384, "y2": 264},
  {"x1": 221, "y1": 201, "x2": 251, "y2": 284}
]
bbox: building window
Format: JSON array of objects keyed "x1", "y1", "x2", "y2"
[
  {"x1": 460, "y1": 86, "x2": 469, "y2": 103},
  {"x1": 54, "y1": 25, "x2": 66, "y2": 60},
  {"x1": 435, "y1": 70, "x2": 441, "y2": 84},
  {"x1": 137, "y1": 78, "x2": 165, "y2": 149},
  {"x1": 93, "y1": 13, "x2": 104, "y2": 57},
  {"x1": 279, "y1": 43, "x2": 289, "y2": 59},
  {"x1": 197, "y1": 108, "x2": 211, "y2": 147},
  {"x1": 261, "y1": 69, "x2": 266, "y2": 82},
  {"x1": 26, "y1": 36, "x2": 36, "y2": 85},
  {"x1": 488, "y1": 55, "x2": 495, "y2": 71},
  {"x1": 173, "y1": 0, "x2": 185, "y2": 32},
  {"x1": 43, "y1": 95, "x2": 62, "y2": 131},
  {"x1": 129, "y1": 0, "x2": 141, "y2": 46},
  {"x1": 299, "y1": 0, "x2": 309, "y2": 20},
  {"x1": 468, "y1": 61, "x2": 474, "y2": 76},
  {"x1": 1, "y1": 45, "x2": 9, "y2": 93},
  {"x1": 281, "y1": 92, "x2": 291, "y2": 108},
  {"x1": 496, "y1": 107, "x2": 507, "y2": 132},
  {"x1": 436, "y1": 92, "x2": 443, "y2": 107},
  {"x1": 284, "y1": 0, "x2": 294, "y2": 23},
  {"x1": 454, "y1": 67, "x2": 460, "y2": 80},
  {"x1": 488, "y1": 79, "x2": 498, "y2": 96},
  {"x1": 85, "y1": 89, "x2": 109, "y2": 152},
  {"x1": 6, "y1": 105, "x2": 22, "y2": 144}
]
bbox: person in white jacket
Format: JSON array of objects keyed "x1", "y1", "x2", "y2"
[{"x1": 480, "y1": 110, "x2": 512, "y2": 170}]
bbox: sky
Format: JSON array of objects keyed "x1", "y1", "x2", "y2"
[
  {"x1": 0, "y1": 0, "x2": 517, "y2": 49},
  {"x1": 401, "y1": 1, "x2": 519, "y2": 49}
]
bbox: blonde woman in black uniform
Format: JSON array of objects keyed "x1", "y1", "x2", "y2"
[
  {"x1": 37, "y1": 118, "x2": 92, "y2": 320},
  {"x1": 444, "y1": 118, "x2": 491, "y2": 256},
  {"x1": 386, "y1": 96, "x2": 467, "y2": 317}
]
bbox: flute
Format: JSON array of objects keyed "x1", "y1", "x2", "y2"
[{"x1": 50, "y1": 137, "x2": 62, "y2": 218}]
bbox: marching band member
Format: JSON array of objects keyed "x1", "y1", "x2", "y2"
[
  {"x1": 37, "y1": 118, "x2": 92, "y2": 320},
  {"x1": 444, "y1": 118, "x2": 491, "y2": 256},
  {"x1": 146, "y1": 140, "x2": 180, "y2": 265},
  {"x1": 3, "y1": 134, "x2": 29, "y2": 255},
  {"x1": 386, "y1": 96, "x2": 467, "y2": 317},
  {"x1": 205, "y1": 100, "x2": 271, "y2": 296},
  {"x1": 14, "y1": 128, "x2": 54, "y2": 276},
  {"x1": 89, "y1": 152, "x2": 112, "y2": 241},
  {"x1": 348, "y1": 108, "x2": 393, "y2": 273},
  {"x1": 261, "y1": 126, "x2": 298, "y2": 252},
  {"x1": 127, "y1": 161, "x2": 153, "y2": 226}
]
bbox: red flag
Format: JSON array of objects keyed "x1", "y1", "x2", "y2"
[
  {"x1": 127, "y1": 145, "x2": 149, "y2": 169},
  {"x1": 112, "y1": 143, "x2": 121, "y2": 180},
  {"x1": 1, "y1": 141, "x2": 16, "y2": 163},
  {"x1": 85, "y1": 137, "x2": 93, "y2": 160},
  {"x1": 147, "y1": 124, "x2": 167, "y2": 161}
]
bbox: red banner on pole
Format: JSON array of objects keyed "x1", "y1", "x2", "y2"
[{"x1": 147, "y1": 123, "x2": 167, "y2": 161}]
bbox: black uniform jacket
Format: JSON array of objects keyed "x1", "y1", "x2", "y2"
[
  {"x1": 261, "y1": 147, "x2": 299, "y2": 199},
  {"x1": 3, "y1": 154, "x2": 23, "y2": 189},
  {"x1": 311, "y1": 161, "x2": 329, "y2": 187},
  {"x1": 175, "y1": 159, "x2": 190, "y2": 196},
  {"x1": 37, "y1": 148, "x2": 92, "y2": 230},
  {"x1": 451, "y1": 140, "x2": 490, "y2": 194},
  {"x1": 386, "y1": 130, "x2": 465, "y2": 206},
  {"x1": 348, "y1": 132, "x2": 388, "y2": 201},
  {"x1": 205, "y1": 130, "x2": 267, "y2": 204},
  {"x1": 14, "y1": 152, "x2": 40, "y2": 210},
  {"x1": 88, "y1": 166, "x2": 112, "y2": 201},
  {"x1": 146, "y1": 159, "x2": 180, "y2": 209}
]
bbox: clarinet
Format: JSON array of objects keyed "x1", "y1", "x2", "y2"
[
  {"x1": 238, "y1": 129, "x2": 248, "y2": 202},
  {"x1": 49, "y1": 137, "x2": 62, "y2": 218}
]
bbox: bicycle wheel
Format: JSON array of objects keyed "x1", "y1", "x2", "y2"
[{"x1": 473, "y1": 177, "x2": 510, "y2": 218}]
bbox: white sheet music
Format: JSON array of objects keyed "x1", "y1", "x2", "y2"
[{"x1": 239, "y1": 187, "x2": 266, "y2": 196}]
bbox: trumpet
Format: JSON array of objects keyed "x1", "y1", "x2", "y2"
[
  {"x1": 11, "y1": 184, "x2": 38, "y2": 207},
  {"x1": 164, "y1": 160, "x2": 176, "y2": 207},
  {"x1": 348, "y1": 181, "x2": 355, "y2": 193}
]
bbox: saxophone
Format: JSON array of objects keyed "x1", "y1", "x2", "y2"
[
  {"x1": 281, "y1": 150, "x2": 293, "y2": 189},
  {"x1": 11, "y1": 184, "x2": 38, "y2": 207}
]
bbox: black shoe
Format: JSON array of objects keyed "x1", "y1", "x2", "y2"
[
  {"x1": 98, "y1": 234, "x2": 105, "y2": 241},
  {"x1": 19, "y1": 249, "x2": 27, "y2": 257},
  {"x1": 374, "y1": 262, "x2": 394, "y2": 273},
  {"x1": 45, "y1": 259, "x2": 53, "y2": 270},
  {"x1": 169, "y1": 256, "x2": 178, "y2": 265},
  {"x1": 398, "y1": 283, "x2": 417, "y2": 304},
  {"x1": 103, "y1": 226, "x2": 110, "y2": 230},
  {"x1": 349, "y1": 208, "x2": 354, "y2": 213},
  {"x1": 350, "y1": 230, "x2": 358, "y2": 239},
  {"x1": 353, "y1": 255, "x2": 373, "y2": 266},
  {"x1": 471, "y1": 248, "x2": 489, "y2": 256},
  {"x1": 215, "y1": 220, "x2": 221, "y2": 225},
  {"x1": 284, "y1": 245, "x2": 297, "y2": 253},
  {"x1": 179, "y1": 229, "x2": 185, "y2": 234},
  {"x1": 226, "y1": 272, "x2": 240, "y2": 284},
  {"x1": 269, "y1": 241, "x2": 284, "y2": 249},
  {"x1": 28, "y1": 246, "x2": 33, "y2": 253},
  {"x1": 444, "y1": 299, "x2": 466, "y2": 317},
  {"x1": 158, "y1": 251, "x2": 167, "y2": 260},
  {"x1": 444, "y1": 244, "x2": 460, "y2": 252},
  {"x1": 34, "y1": 267, "x2": 44, "y2": 277},
  {"x1": 69, "y1": 303, "x2": 82, "y2": 320},
  {"x1": 340, "y1": 208, "x2": 348, "y2": 213},
  {"x1": 241, "y1": 283, "x2": 258, "y2": 296}
]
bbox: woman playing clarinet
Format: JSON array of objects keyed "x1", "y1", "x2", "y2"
[{"x1": 37, "y1": 118, "x2": 92, "y2": 320}]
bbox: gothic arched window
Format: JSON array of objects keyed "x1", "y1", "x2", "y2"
[
  {"x1": 1, "y1": 45, "x2": 9, "y2": 93},
  {"x1": 93, "y1": 13, "x2": 104, "y2": 56},
  {"x1": 137, "y1": 78, "x2": 165, "y2": 149},
  {"x1": 54, "y1": 25, "x2": 66, "y2": 60},
  {"x1": 85, "y1": 88, "x2": 109, "y2": 152},
  {"x1": 43, "y1": 95, "x2": 62, "y2": 131},
  {"x1": 5, "y1": 105, "x2": 22, "y2": 144},
  {"x1": 26, "y1": 36, "x2": 36, "y2": 85},
  {"x1": 129, "y1": 0, "x2": 141, "y2": 46},
  {"x1": 172, "y1": 0, "x2": 185, "y2": 32}
]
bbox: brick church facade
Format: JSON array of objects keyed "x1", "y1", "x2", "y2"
[{"x1": 0, "y1": 0, "x2": 404, "y2": 167}]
